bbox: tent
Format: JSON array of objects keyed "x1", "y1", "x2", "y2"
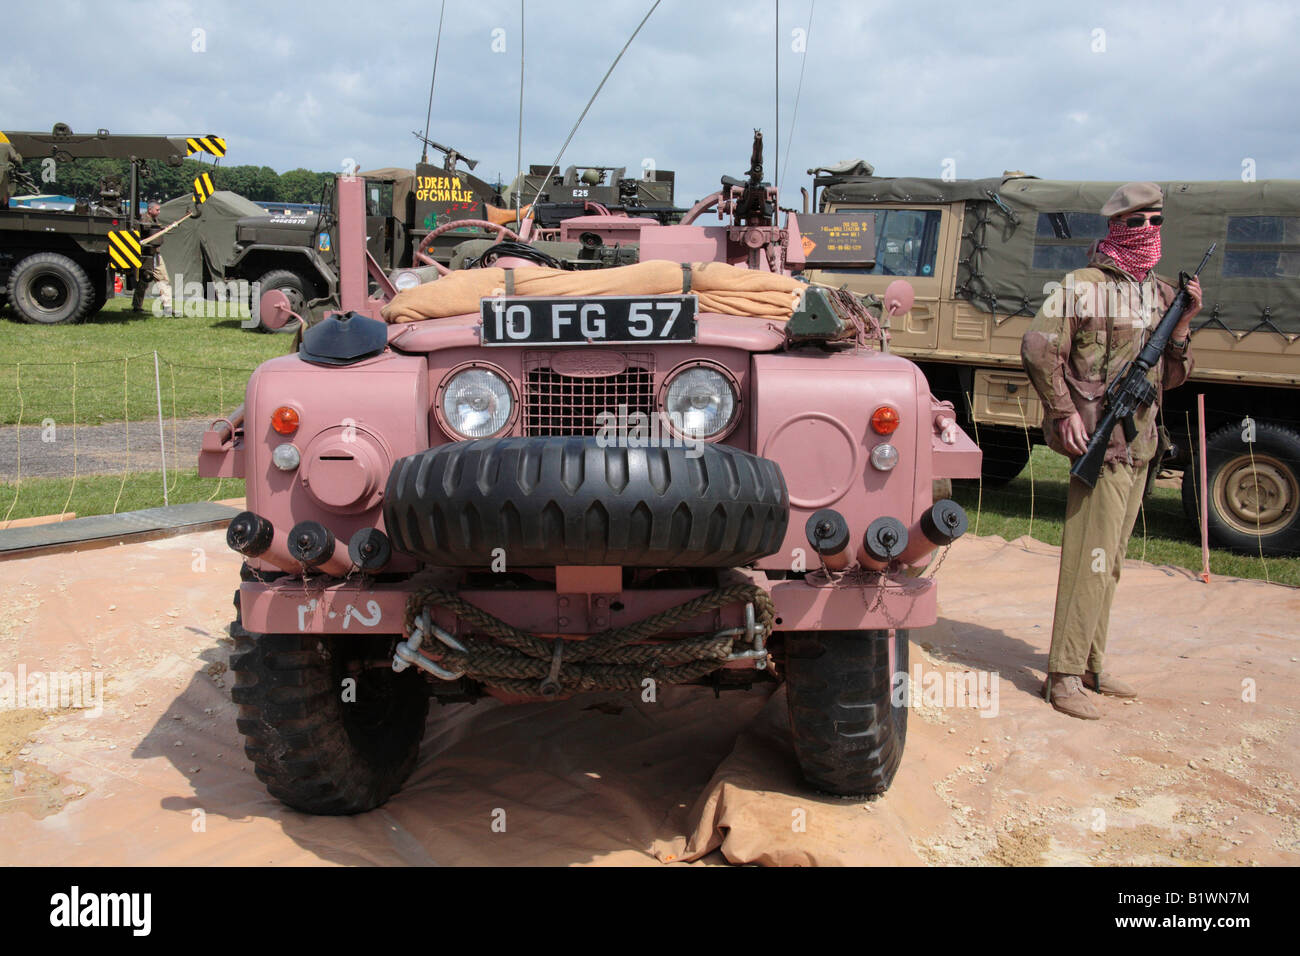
[{"x1": 156, "y1": 190, "x2": 268, "y2": 285}]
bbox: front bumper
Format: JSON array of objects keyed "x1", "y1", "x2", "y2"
[{"x1": 236, "y1": 568, "x2": 936, "y2": 638}]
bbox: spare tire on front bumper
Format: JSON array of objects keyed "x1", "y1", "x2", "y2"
[{"x1": 384, "y1": 436, "x2": 789, "y2": 568}]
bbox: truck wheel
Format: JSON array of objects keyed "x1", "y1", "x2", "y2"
[
  {"x1": 86, "y1": 278, "x2": 109, "y2": 317},
  {"x1": 385, "y1": 436, "x2": 790, "y2": 568},
  {"x1": 8, "y1": 253, "x2": 94, "y2": 325},
  {"x1": 1181, "y1": 420, "x2": 1300, "y2": 556},
  {"x1": 975, "y1": 426, "x2": 1031, "y2": 486},
  {"x1": 783, "y1": 628, "x2": 908, "y2": 796},
  {"x1": 251, "y1": 269, "x2": 312, "y2": 333},
  {"x1": 230, "y1": 621, "x2": 430, "y2": 814}
]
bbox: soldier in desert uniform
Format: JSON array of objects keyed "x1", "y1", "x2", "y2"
[{"x1": 1021, "y1": 182, "x2": 1202, "y2": 720}]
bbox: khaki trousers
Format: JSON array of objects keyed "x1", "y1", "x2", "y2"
[
  {"x1": 1047, "y1": 460, "x2": 1149, "y2": 675},
  {"x1": 131, "y1": 254, "x2": 171, "y2": 312}
]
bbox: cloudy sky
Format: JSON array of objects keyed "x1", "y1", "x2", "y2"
[{"x1": 4, "y1": 0, "x2": 1298, "y2": 205}]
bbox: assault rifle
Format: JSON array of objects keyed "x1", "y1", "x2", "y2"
[{"x1": 1069, "y1": 243, "x2": 1215, "y2": 487}]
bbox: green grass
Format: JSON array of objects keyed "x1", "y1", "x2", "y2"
[
  {"x1": 951, "y1": 445, "x2": 1300, "y2": 587},
  {"x1": 1, "y1": 469, "x2": 242, "y2": 524},
  {"x1": 2, "y1": 304, "x2": 1293, "y2": 588},
  {"x1": 0, "y1": 297, "x2": 290, "y2": 426}
]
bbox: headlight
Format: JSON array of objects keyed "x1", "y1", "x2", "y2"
[
  {"x1": 663, "y1": 365, "x2": 737, "y2": 439},
  {"x1": 870, "y1": 443, "x2": 899, "y2": 471},
  {"x1": 393, "y1": 270, "x2": 421, "y2": 291},
  {"x1": 272, "y1": 443, "x2": 301, "y2": 470},
  {"x1": 441, "y1": 368, "x2": 513, "y2": 438}
]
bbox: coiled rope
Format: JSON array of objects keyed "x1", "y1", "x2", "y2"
[{"x1": 403, "y1": 583, "x2": 774, "y2": 696}]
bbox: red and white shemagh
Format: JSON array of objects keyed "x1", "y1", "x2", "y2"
[{"x1": 1096, "y1": 218, "x2": 1162, "y2": 280}]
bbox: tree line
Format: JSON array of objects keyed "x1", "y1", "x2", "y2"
[{"x1": 17, "y1": 157, "x2": 336, "y2": 205}]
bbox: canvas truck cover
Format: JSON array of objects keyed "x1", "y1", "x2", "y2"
[
  {"x1": 822, "y1": 174, "x2": 1300, "y2": 336},
  {"x1": 157, "y1": 190, "x2": 267, "y2": 283}
]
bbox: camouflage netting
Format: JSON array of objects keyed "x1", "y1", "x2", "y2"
[{"x1": 821, "y1": 174, "x2": 1300, "y2": 336}]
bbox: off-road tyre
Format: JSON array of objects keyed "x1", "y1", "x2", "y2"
[
  {"x1": 385, "y1": 436, "x2": 789, "y2": 568},
  {"x1": 230, "y1": 618, "x2": 430, "y2": 814},
  {"x1": 251, "y1": 269, "x2": 313, "y2": 333},
  {"x1": 86, "y1": 277, "x2": 109, "y2": 317},
  {"x1": 973, "y1": 425, "x2": 1032, "y2": 487},
  {"x1": 8, "y1": 252, "x2": 94, "y2": 325},
  {"x1": 784, "y1": 628, "x2": 909, "y2": 796},
  {"x1": 1181, "y1": 420, "x2": 1300, "y2": 556}
]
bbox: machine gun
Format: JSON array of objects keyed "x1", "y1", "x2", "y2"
[
  {"x1": 411, "y1": 132, "x2": 478, "y2": 172},
  {"x1": 720, "y1": 129, "x2": 775, "y2": 226},
  {"x1": 1069, "y1": 243, "x2": 1216, "y2": 487}
]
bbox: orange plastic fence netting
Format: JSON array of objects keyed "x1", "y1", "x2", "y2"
[{"x1": 380, "y1": 260, "x2": 807, "y2": 324}]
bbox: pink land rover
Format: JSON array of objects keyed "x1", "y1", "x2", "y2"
[{"x1": 199, "y1": 145, "x2": 981, "y2": 814}]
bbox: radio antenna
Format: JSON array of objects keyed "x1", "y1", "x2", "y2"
[
  {"x1": 528, "y1": 0, "x2": 662, "y2": 208},
  {"x1": 420, "y1": 0, "x2": 448, "y2": 163},
  {"x1": 781, "y1": 0, "x2": 815, "y2": 188},
  {"x1": 516, "y1": 0, "x2": 525, "y2": 216},
  {"x1": 774, "y1": 0, "x2": 779, "y2": 204}
]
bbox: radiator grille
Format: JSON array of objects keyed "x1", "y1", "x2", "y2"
[{"x1": 522, "y1": 352, "x2": 655, "y2": 436}]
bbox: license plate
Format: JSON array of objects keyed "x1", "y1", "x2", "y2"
[{"x1": 480, "y1": 295, "x2": 697, "y2": 346}]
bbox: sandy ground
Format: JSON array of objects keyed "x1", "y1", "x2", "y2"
[{"x1": 0, "y1": 529, "x2": 1296, "y2": 866}]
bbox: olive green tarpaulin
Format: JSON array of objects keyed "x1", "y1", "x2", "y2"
[
  {"x1": 822, "y1": 174, "x2": 1300, "y2": 336},
  {"x1": 156, "y1": 190, "x2": 267, "y2": 284}
]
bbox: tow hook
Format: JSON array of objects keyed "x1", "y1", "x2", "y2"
[
  {"x1": 724, "y1": 602, "x2": 768, "y2": 670},
  {"x1": 392, "y1": 609, "x2": 467, "y2": 680}
]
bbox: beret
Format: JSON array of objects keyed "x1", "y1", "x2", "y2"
[{"x1": 1101, "y1": 181, "x2": 1163, "y2": 218}]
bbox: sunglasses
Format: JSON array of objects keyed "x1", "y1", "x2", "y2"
[{"x1": 1125, "y1": 213, "x2": 1164, "y2": 227}]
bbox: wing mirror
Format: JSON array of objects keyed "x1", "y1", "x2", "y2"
[
  {"x1": 257, "y1": 288, "x2": 298, "y2": 332},
  {"x1": 883, "y1": 279, "x2": 915, "y2": 318}
]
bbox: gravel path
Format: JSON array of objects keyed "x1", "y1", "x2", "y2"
[{"x1": 0, "y1": 418, "x2": 212, "y2": 480}]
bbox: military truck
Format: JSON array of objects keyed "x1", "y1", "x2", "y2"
[
  {"x1": 225, "y1": 143, "x2": 527, "y2": 331},
  {"x1": 223, "y1": 167, "x2": 417, "y2": 331},
  {"x1": 802, "y1": 164, "x2": 1300, "y2": 556},
  {"x1": 197, "y1": 139, "x2": 980, "y2": 814},
  {"x1": 503, "y1": 161, "x2": 678, "y2": 228},
  {"x1": 230, "y1": 146, "x2": 681, "y2": 332},
  {"x1": 0, "y1": 124, "x2": 224, "y2": 324}
]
